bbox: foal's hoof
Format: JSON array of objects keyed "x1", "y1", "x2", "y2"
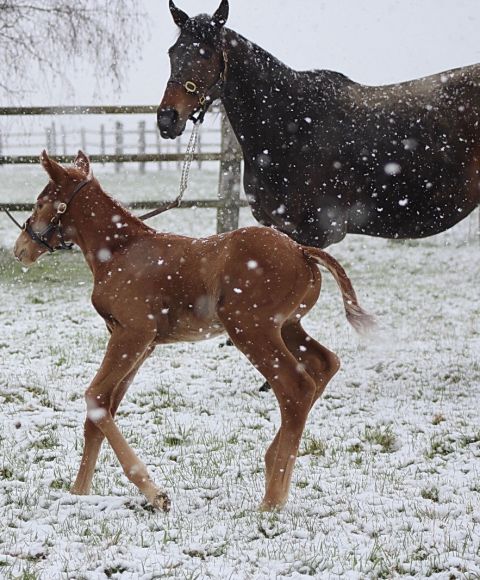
[
  {"x1": 150, "y1": 491, "x2": 171, "y2": 512},
  {"x1": 258, "y1": 500, "x2": 285, "y2": 512},
  {"x1": 259, "y1": 381, "x2": 272, "y2": 393}
]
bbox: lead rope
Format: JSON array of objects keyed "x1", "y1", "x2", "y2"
[
  {"x1": 139, "y1": 123, "x2": 200, "y2": 221},
  {"x1": 179, "y1": 121, "x2": 200, "y2": 200}
]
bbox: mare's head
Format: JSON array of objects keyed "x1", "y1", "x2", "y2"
[
  {"x1": 14, "y1": 151, "x2": 92, "y2": 266},
  {"x1": 157, "y1": 0, "x2": 229, "y2": 139}
]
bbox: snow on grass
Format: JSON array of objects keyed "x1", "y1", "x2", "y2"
[{"x1": 0, "y1": 168, "x2": 479, "y2": 579}]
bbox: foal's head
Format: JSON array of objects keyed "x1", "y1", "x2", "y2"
[
  {"x1": 157, "y1": 0, "x2": 229, "y2": 139},
  {"x1": 14, "y1": 151, "x2": 92, "y2": 265}
]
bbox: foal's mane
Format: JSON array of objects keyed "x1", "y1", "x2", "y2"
[{"x1": 64, "y1": 167, "x2": 152, "y2": 230}]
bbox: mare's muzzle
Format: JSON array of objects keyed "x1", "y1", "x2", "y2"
[{"x1": 157, "y1": 108, "x2": 181, "y2": 139}]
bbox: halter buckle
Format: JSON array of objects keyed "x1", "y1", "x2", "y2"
[
  {"x1": 184, "y1": 81, "x2": 198, "y2": 94},
  {"x1": 57, "y1": 202, "x2": 67, "y2": 214}
]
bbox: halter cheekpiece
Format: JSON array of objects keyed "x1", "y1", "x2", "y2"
[
  {"x1": 6, "y1": 179, "x2": 90, "y2": 253},
  {"x1": 168, "y1": 47, "x2": 228, "y2": 124}
]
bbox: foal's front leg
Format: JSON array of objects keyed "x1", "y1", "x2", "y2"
[
  {"x1": 71, "y1": 346, "x2": 153, "y2": 496},
  {"x1": 73, "y1": 328, "x2": 169, "y2": 510}
]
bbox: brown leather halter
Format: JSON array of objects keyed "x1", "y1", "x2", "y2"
[
  {"x1": 5, "y1": 179, "x2": 90, "y2": 253},
  {"x1": 168, "y1": 48, "x2": 228, "y2": 124}
]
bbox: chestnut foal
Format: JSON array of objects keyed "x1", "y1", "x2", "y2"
[{"x1": 14, "y1": 151, "x2": 373, "y2": 511}]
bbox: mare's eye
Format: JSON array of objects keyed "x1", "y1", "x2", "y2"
[
  {"x1": 37, "y1": 203, "x2": 44, "y2": 210},
  {"x1": 199, "y1": 48, "x2": 212, "y2": 60}
]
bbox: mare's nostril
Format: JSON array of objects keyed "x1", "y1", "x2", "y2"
[{"x1": 157, "y1": 108, "x2": 178, "y2": 133}]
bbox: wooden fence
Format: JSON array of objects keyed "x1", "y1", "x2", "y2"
[{"x1": 0, "y1": 105, "x2": 246, "y2": 233}]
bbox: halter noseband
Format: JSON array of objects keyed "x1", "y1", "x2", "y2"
[
  {"x1": 168, "y1": 48, "x2": 228, "y2": 124},
  {"x1": 6, "y1": 179, "x2": 90, "y2": 253}
]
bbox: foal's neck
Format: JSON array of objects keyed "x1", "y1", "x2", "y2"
[{"x1": 68, "y1": 180, "x2": 152, "y2": 275}]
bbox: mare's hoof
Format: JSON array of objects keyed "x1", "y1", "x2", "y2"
[
  {"x1": 259, "y1": 381, "x2": 272, "y2": 392},
  {"x1": 151, "y1": 491, "x2": 171, "y2": 512}
]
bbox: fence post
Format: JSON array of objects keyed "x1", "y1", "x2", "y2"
[
  {"x1": 81, "y1": 127, "x2": 87, "y2": 152},
  {"x1": 138, "y1": 120, "x2": 146, "y2": 174},
  {"x1": 197, "y1": 130, "x2": 202, "y2": 169},
  {"x1": 51, "y1": 122, "x2": 57, "y2": 155},
  {"x1": 115, "y1": 121, "x2": 123, "y2": 174},
  {"x1": 468, "y1": 206, "x2": 480, "y2": 244},
  {"x1": 45, "y1": 122, "x2": 57, "y2": 155},
  {"x1": 155, "y1": 124, "x2": 162, "y2": 170},
  {"x1": 100, "y1": 124, "x2": 106, "y2": 164},
  {"x1": 176, "y1": 136, "x2": 181, "y2": 171},
  {"x1": 61, "y1": 125, "x2": 67, "y2": 155},
  {"x1": 217, "y1": 110, "x2": 242, "y2": 233}
]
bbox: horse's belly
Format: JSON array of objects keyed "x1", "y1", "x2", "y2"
[{"x1": 155, "y1": 316, "x2": 225, "y2": 344}]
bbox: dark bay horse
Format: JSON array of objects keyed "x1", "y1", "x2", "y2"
[
  {"x1": 13, "y1": 151, "x2": 372, "y2": 511},
  {"x1": 158, "y1": 0, "x2": 480, "y2": 247}
]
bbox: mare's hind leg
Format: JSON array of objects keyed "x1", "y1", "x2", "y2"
[{"x1": 221, "y1": 319, "x2": 317, "y2": 511}]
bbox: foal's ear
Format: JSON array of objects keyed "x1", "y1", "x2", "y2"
[
  {"x1": 212, "y1": 0, "x2": 229, "y2": 27},
  {"x1": 169, "y1": 0, "x2": 189, "y2": 28},
  {"x1": 74, "y1": 150, "x2": 93, "y2": 180},
  {"x1": 40, "y1": 150, "x2": 67, "y2": 184}
]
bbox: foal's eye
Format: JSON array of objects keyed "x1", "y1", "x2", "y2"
[
  {"x1": 37, "y1": 203, "x2": 44, "y2": 210},
  {"x1": 199, "y1": 48, "x2": 212, "y2": 60}
]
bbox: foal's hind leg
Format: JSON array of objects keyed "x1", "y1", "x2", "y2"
[
  {"x1": 256, "y1": 322, "x2": 341, "y2": 488},
  {"x1": 281, "y1": 321, "x2": 340, "y2": 403},
  {"x1": 222, "y1": 320, "x2": 316, "y2": 510}
]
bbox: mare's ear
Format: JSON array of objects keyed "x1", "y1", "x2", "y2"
[
  {"x1": 169, "y1": 0, "x2": 189, "y2": 28},
  {"x1": 212, "y1": 0, "x2": 229, "y2": 27},
  {"x1": 74, "y1": 150, "x2": 93, "y2": 180},
  {"x1": 40, "y1": 150, "x2": 67, "y2": 184}
]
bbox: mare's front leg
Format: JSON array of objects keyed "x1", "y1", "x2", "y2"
[
  {"x1": 72, "y1": 327, "x2": 169, "y2": 510},
  {"x1": 71, "y1": 345, "x2": 154, "y2": 497}
]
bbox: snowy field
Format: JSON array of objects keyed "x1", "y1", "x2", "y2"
[{"x1": 0, "y1": 166, "x2": 479, "y2": 579}]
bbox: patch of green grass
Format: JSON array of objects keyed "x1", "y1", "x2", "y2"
[
  {"x1": 0, "y1": 391, "x2": 25, "y2": 404},
  {"x1": 363, "y1": 424, "x2": 397, "y2": 453},
  {"x1": 49, "y1": 478, "x2": 70, "y2": 490},
  {"x1": 299, "y1": 436, "x2": 326, "y2": 457},
  {"x1": 425, "y1": 436, "x2": 455, "y2": 459},
  {"x1": 346, "y1": 441, "x2": 363, "y2": 453},
  {"x1": 32, "y1": 431, "x2": 59, "y2": 450},
  {"x1": 0, "y1": 248, "x2": 91, "y2": 286},
  {"x1": 459, "y1": 431, "x2": 480, "y2": 447},
  {"x1": 421, "y1": 486, "x2": 440, "y2": 502},
  {"x1": 0, "y1": 467, "x2": 13, "y2": 479},
  {"x1": 431, "y1": 413, "x2": 446, "y2": 425}
]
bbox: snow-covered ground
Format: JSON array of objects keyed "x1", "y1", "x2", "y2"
[{"x1": 0, "y1": 166, "x2": 479, "y2": 579}]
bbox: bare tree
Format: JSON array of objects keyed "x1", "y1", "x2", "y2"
[{"x1": 0, "y1": 0, "x2": 145, "y2": 97}]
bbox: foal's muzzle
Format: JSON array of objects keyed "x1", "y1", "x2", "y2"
[{"x1": 157, "y1": 108, "x2": 181, "y2": 139}]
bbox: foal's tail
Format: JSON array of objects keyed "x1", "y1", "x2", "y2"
[{"x1": 302, "y1": 246, "x2": 376, "y2": 335}]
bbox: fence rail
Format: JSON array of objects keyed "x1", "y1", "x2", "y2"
[
  {"x1": 0, "y1": 105, "x2": 244, "y2": 232},
  {"x1": 0, "y1": 199, "x2": 249, "y2": 212},
  {"x1": 0, "y1": 105, "x2": 158, "y2": 115},
  {"x1": 0, "y1": 153, "x2": 240, "y2": 164}
]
